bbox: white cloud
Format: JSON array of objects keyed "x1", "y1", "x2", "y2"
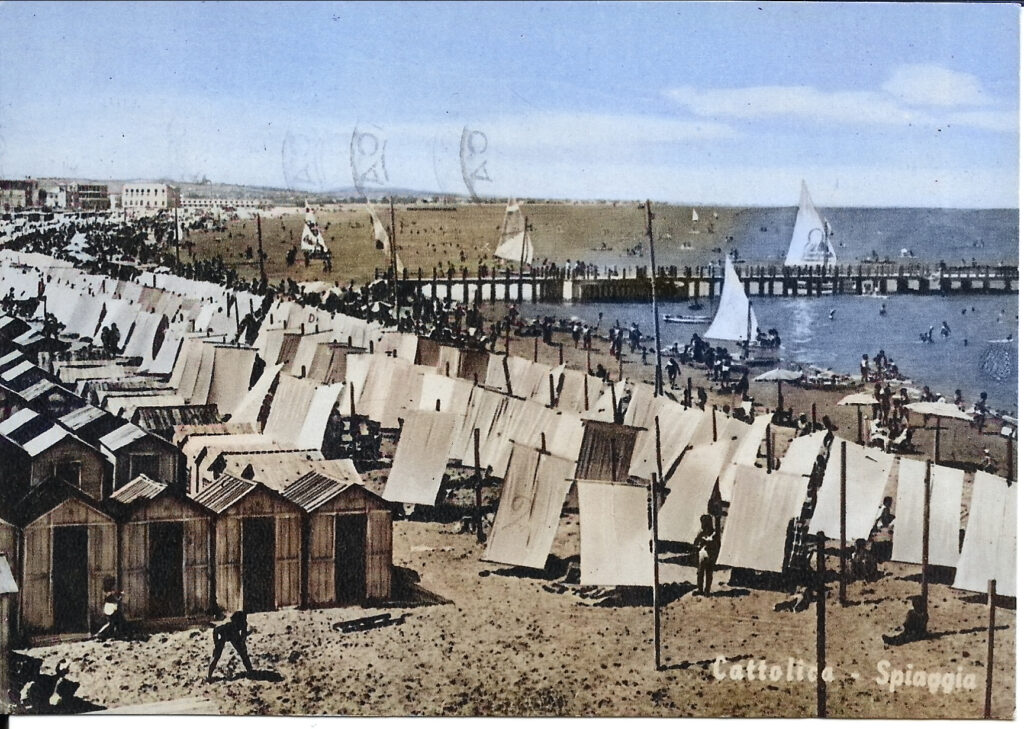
[
  {"x1": 665, "y1": 65, "x2": 1015, "y2": 132},
  {"x1": 882, "y1": 64, "x2": 992, "y2": 107}
]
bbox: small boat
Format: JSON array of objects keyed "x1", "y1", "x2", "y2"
[
  {"x1": 664, "y1": 314, "x2": 710, "y2": 324},
  {"x1": 687, "y1": 301, "x2": 704, "y2": 311},
  {"x1": 784, "y1": 181, "x2": 838, "y2": 266}
]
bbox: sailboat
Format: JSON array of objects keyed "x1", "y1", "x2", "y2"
[
  {"x1": 784, "y1": 181, "x2": 837, "y2": 266},
  {"x1": 494, "y1": 198, "x2": 534, "y2": 264},
  {"x1": 703, "y1": 257, "x2": 778, "y2": 363},
  {"x1": 300, "y1": 201, "x2": 328, "y2": 256},
  {"x1": 691, "y1": 208, "x2": 699, "y2": 223}
]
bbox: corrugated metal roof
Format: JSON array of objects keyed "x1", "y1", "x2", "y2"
[
  {"x1": 133, "y1": 404, "x2": 220, "y2": 434},
  {"x1": 282, "y1": 471, "x2": 353, "y2": 512},
  {"x1": 10, "y1": 476, "x2": 112, "y2": 527},
  {"x1": 99, "y1": 422, "x2": 149, "y2": 451},
  {"x1": 22, "y1": 424, "x2": 70, "y2": 457},
  {"x1": 13, "y1": 329, "x2": 42, "y2": 346},
  {"x1": 0, "y1": 408, "x2": 38, "y2": 435},
  {"x1": 0, "y1": 360, "x2": 33, "y2": 381},
  {"x1": 18, "y1": 378, "x2": 60, "y2": 401},
  {"x1": 59, "y1": 404, "x2": 111, "y2": 430},
  {"x1": 0, "y1": 350, "x2": 24, "y2": 368},
  {"x1": 192, "y1": 473, "x2": 261, "y2": 513},
  {"x1": 109, "y1": 474, "x2": 168, "y2": 505},
  {"x1": 218, "y1": 451, "x2": 363, "y2": 492}
]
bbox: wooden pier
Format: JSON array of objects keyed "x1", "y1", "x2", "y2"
[{"x1": 384, "y1": 262, "x2": 1019, "y2": 305}]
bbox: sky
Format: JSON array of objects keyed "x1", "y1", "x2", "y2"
[{"x1": 0, "y1": 1, "x2": 1019, "y2": 207}]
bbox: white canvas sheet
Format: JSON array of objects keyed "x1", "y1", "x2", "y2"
[
  {"x1": 891, "y1": 459, "x2": 964, "y2": 567},
  {"x1": 383, "y1": 410, "x2": 461, "y2": 505},
  {"x1": 264, "y1": 375, "x2": 319, "y2": 440},
  {"x1": 578, "y1": 480, "x2": 652, "y2": 586},
  {"x1": 207, "y1": 346, "x2": 257, "y2": 415},
  {"x1": 658, "y1": 437, "x2": 735, "y2": 542},
  {"x1": 229, "y1": 364, "x2": 283, "y2": 424},
  {"x1": 294, "y1": 383, "x2": 345, "y2": 450},
  {"x1": 777, "y1": 430, "x2": 828, "y2": 477},
  {"x1": 808, "y1": 439, "x2": 893, "y2": 540},
  {"x1": 953, "y1": 474, "x2": 1016, "y2": 596},
  {"x1": 484, "y1": 444, "x2": 576, "y2": 569},
  {"x1": 719, "y1": 414, "x2": 772, "y2": 500},
  {"x1": 718, "y1": 466, "x2": 807, "y2": 572},
  {"x1": 628, "y1": 400, "x2": 703, "y2": 480}
]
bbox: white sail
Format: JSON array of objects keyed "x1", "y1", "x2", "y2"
[
  {"x1": 300, "y1": 202, "x2": 327, "y2": 253},
  {"x1": 704, "y1": 257, "x2": 758, "y2": 343},
  {"x1": 494, "y1": 198, "x2": 534, "y2": 264},
  {"x1": 784, "y1": 181, "x2": 837, "y2": 266},
  {"x1": 367, "y1": 204, "x2": 404, "y2": 273},
  {"x1": 692, "y1": 208, "x2": 699, "y2": 223}
]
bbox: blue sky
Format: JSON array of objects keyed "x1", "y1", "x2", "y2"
[{"x1": 0, "y1": 1, "x2": 1018, "y2": 206}]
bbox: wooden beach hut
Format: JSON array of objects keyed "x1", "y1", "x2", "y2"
[
  {"x1": 13, "y1": 478, "x2": 117, "y2": 637},
  {"x1": 194, "y1": 474, "x2": 302, "y2": 614},
  {"x1": 109, "y1": 475, "x2": 214, "y2": 623},
  {"x1": 282, "y1": 471, "x2": 392, "y2": 607}
]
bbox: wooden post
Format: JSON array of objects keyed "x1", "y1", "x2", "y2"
[
  {"x1": 812, "y1": 402, "x2": 818, "y2": 428},
  {"x1": 502, "y1": 355, "x2": 513, "y2": 396},
  {"x1": 583, "y1": 374, "x2": 590, "y2": 411},
  {"x1": 687, "y1": 377, "x2": 693, "y2": 408},
  {"x1": 533, "y1": 336, "x2": 538, "y2": 362},
  {"x1": 921, "y1": 459, "x2": 931, "y2": 619},
  {"x1": 586, "y1": 341, "x2": 592, "y2": 374},
  {"x1": 435, "y1": 399, "x2": 441, "y2": 412},
  {"x1": 540, "y1": 432, "x2": 547, "y2": 453},
  {"x1": 389, "y1": 197, "x2": 400, "y2": 319},
  {"x1": 504, "y1": 323, "x2": 511, "y2": 354},
  {"x1": 349, "y1": 381, "x2": 356, "y2": 419},
  {"x1": 712, "y1": 405, "x2": 718, "y2": 442},
  {"x1": 618, "y1": 348, "x2": 623, "y2": 382},
  {"x1": 856, "y1": 405, "x2": 863, "y2": 445},
  {"x1": 933, "y1": 415, "x2": 942, "y2": 465},
  {"x1": 816, "y1": 531, "x2": 827, "y2": 718},
  {"x1": 474, "y1": 428, "x2": 484, "y2": 543},
  {"x1": 649, "y1": 470, "x2": 662, "y2": 671},
  {"x1": 1007, "y1": 434, "x2": 1014, "y2": 485},
  {"x1": 985, "y1": 579, "x2": 997, "y2": 719},
  {"x1": 645, "y1": 200, "x2": 665, "y2": 396},
  {"x1": 777, "y1": 380, "x2": 783, "y2": 411},
  {"x1": 839, "y1": 440, "x2": 847, "y2": 605},
  {"x1": 765, "y1": 422, "x2": 773, "y2": 473},
  {"x1": 256, "y1": 214, "x2": 266, "y2": 283},
  {"x1": 559, "y1": 342, "x2": 564, "y2": 365},
  {"x1": 548, "y1": 373, "x2": 556, "y2": 408}
]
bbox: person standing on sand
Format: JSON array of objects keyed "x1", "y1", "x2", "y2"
[
  {"x1": 208, "y1": 611, "x2": 255, "y2": 681},
  {"x1": 693, "y1": 514, "x2": 721, "y2": 596},
  {"x1": 883, "y1": 595, "x2": 928, "y2": 646}
]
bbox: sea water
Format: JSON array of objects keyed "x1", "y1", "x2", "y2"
[{"x1": 491, "y1": 294, "x2": 1019, "y2": 414}]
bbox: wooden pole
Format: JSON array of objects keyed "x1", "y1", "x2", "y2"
[
  {"x1": 474, "y1": 428, "x2": 484, "y2": 543},
  {"x1": 559, "y1": 342, "x2": 564, "y2": 366},
  {"x1": 649, "y1": 470, "x2": 662, "y2": 671},
  {"x1": 687, "y1": 377, "x2": 693, "y2": 408},
  {"x1": 586, "y1": 341, "x2": 592, "y2": 374},
  {"x1": 548, "y1": 373, "x2": 557, "y2": 408},
  {"x1": 645, "y1": 200, "x2": 664, "y2": 396},
  {"x1": 517, "y1": 216, "x2": 528, "y2": 304},
  {"x1": 856, "y1": 405, "x2": 863, "y2": 445},
  {"x1": 934, "y1": 416, "x2": 942, "y2": 465},
  {"x1": 655, "y1": 416, "x2": 665, "y2": 483},
  {"x1": 984, "y1": 579, "x2": 997, "y2": 719},
  {"x1": 839, "y1": 441, "x2": 848, "y2": 605},
  {"x1": 583, "y1": 374, "x2": 590, "y2": 411},
  {"x1": 712, "y1": 404, "x2": 718, "y2": 442},
  {"x1": 389, "y1": 197, "x2": 400, "y2": 319},
  {"x1": 765, "y1": 422, "x2": 773, "y2": 473},
  {"x1": 256, "y1": 214, "x2": 266, "y2": 283},
  {"x1": 349, "y1": 381, "x2": 356, "y2": 419},
  {"x1": 533, "y1": 336, "x2": 538, "y2": 362},
  {"x1": 502, "y1": 355, "x2": 513, "y2": 395},
  {"x1": 174, "y1": 204, "x2": 180, "y2": 268},
  {"x1": 921, "y1": 459, "x2": 931, "y2": 619},
  {"x1": 777, "y1": 380, "x2": 783, "y2": 411},
  {"x1": 816, "y1": 531, "x2": 827, "y2": 718},
  {"x1": 1007, "y1": 434, "x2": 1014, "y2": 485}
]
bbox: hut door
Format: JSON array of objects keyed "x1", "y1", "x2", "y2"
[
  {"x1": 149, "y1": 522, "x2": 184, "y2": 618},
  {"x1": 242, "y1": 518, "x2": 275, "y2": 612},
  {"x1": 52, "y1": 526, "x2": 89, "y2": 633},
  {"x1": 334, "y1": 515, "x2": 366, "y2": 604}
]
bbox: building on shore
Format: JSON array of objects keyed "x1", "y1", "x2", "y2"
[
  {"x1": 0, "y1": 180, "x2": 41, "y2": 211},
  {"x1": 121, "y1": 183, "x2": 181, "y2": 212},
  {"x1": 180, "y1": 197, "x2": 264, "y2": 212}
]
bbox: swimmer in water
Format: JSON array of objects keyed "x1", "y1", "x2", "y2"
[
  {"x1": 828, "y1": 309, "x2": 836, "y2": 320},
  {"x1": 879, "y1": 303, "x2": 887, "y2": 316},
  {"x1": 941, "y1": 321, "x2": 951, "y2": 338}
]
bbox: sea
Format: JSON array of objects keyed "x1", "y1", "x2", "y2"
[{"x1": 487, "y1": 294, "x2": 1019, "y2": 415}]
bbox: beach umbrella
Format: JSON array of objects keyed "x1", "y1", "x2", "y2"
[
  {"x1": 906, "y1": 401, "x2": 973, "y2": 463},
  {"x1": 838, "y1": 391, "x2": 878, "y2": 444},
  {"x1": 754, "y1": 368, "x2": 802, "y2": 411}
]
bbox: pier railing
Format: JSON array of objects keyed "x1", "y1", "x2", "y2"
[{"x1": 379, "y1": 262, "x2": 1019, "y2": 304}]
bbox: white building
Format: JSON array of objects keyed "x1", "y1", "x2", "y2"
[
  {"x1": 180, "y1": 197, "x2": 264, "y2": 211},
  {"x1": 122, "y1": 183, "x2": 180, "y2": 211}
]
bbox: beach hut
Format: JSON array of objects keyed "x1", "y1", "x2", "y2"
[
  {"x1": 194, "y1": 474, "x2": 303, "y2": 614},
  {"x1": 99, "y1": 422, "x2": 183, "y2": 494},
  {"x1": 0, "y1": 408, "x2": 108, "y2": 504},
  {"x1": 283, "y1": 471, "x2": 392, "y2": 607},
  {"x1": 109, "y1": 475, "x2": 214, "y2": 622},
  {"x1": 12, "y1": 478, "x2": 117, "y2": 637}
]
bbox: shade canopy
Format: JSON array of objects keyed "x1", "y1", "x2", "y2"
[
  {"x1": 837, "y1": 392, "x2": 878, "y2": 406},
  {"x1": 906, "y1": 401, "x2": 973, "y2": 421},
  {"x1": 753, "y1": 368, "x2": 803, "y2": 382}
]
